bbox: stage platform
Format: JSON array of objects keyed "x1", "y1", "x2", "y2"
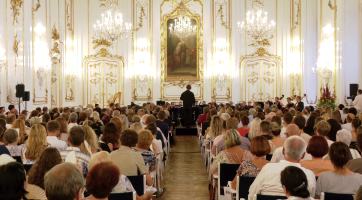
[{"x1": 175, "y1": 127, "x2": 198, "y2": 136}]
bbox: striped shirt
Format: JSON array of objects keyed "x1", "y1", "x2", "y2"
[
  {"x1": 132, "y1": 148, "x2": 156, "y2": 167},
  {"x1": 60, "y1": 147, "x2": 90, "y2": 177}
]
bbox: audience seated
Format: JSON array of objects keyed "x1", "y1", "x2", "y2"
[
  {"x1": 27, "y1": 147, "x2": 62, "y2": 199},
  {"x1": 316, "y1": 142, "x2": 362, "y2": 198},
  {"x1": 237, "y1": 115, "x2": 250, "y2": 137},
  {"x1": 351, "y1": 118, "x2": 361, "y2": 142},
  {"x1": 303, "y1": 115, "x2": 317, "y2": 136},
  {"x1": 99, "y1": 122, "x2": 121, "y2": 153},
  {"x1": 44, "y1": 162, "x2": 84, "y2": 200},
  {"x1": 315, "y1": 120, "x2": 334, "y2": 147},
  {"x1": 60, "y1": 126, "x2": 91, "y2": 177},
  {"x1": 204, "y1": 115, "x2": 223, "y2": 149},
  {"x1": 248, "y1": 136, "x2": 316, "y2": 199},
  {"x1": 68, "y1": 113, "x2": 79, "y2": 133},
  {"x1": 336, "y1": 129, "x2": 361, "y2": 159},
  {"x1": 133, "y1": 130, "x2": 157, "y2": 172},
  {"x1": 202, "y1": 109, "x2": 218, "y2": 136},
  {"x1": 246, "y1": 117, "x2": 262, "y2": 140},
  {"x1": 294, "y1": 116, "x2": 312, "y2": 144},
  {"x1": 55, "y1": 117, "x2": 69, "y2": 142},
  {"x1": 146, "y1": 123, "x2": 163, "y2": 156},
  {"x1": 269, "y1": 122, "x2": 285, "y2": 148},
  {"x1": 231, "y1": 136, "x2": 270, "y2": 189},
  {"x1": 4, "y1": 129, "x2": 23, "y2": 157},
  {"x1": 348, "y1": 134, "x2": 362, "y2": 174},
  {"x1": 11, "y1": 119, "x2": 27, "y2": 144},
  {"x1": 281, "y1": 112, "x2": 294, "y2": 140},
  {"x1": 81, "y1": 126, "x2": 99, "y2": 155},
  {"x1": 281, "y1": 166, "x2": 315, "y2": 200},
  {"x1": 22, "y1": 124, "x2": 48, "y2": 164},
  {"x1": 210, "y1": 129, "x2": 253, "y2": 175},
  {"x1": 46, "y1": 121, "x2": 68, "y2": 152},
  {"x1": 300, "y1": 136, "x2": 333, "y2": 177}
]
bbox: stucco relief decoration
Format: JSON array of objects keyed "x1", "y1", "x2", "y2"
[{"x1": 51, "y1": 23, "x2": 61, "y2": 61}]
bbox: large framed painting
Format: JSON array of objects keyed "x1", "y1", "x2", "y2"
[{"x1": 163, "y1": 9, "x2": 201, "y2": 81}]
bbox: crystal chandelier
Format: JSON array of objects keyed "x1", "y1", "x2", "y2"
[
  {"x1": 0, "y1": 46, "x2": 5, "y2": 71},
  {"x1": 93, "y1": 0, "x2": 132, "y2": 44},
  {"x1": 168, "y1": 0, "x2": 197, "y2": 40},
  {"x1": 210, "y1": 40, "x2": 232, "y2": 91},
  {"x1": 315, "y1": 26, "x2": 335, "y2": 84},
  {"x1": 237, "y1": 0, "x2": 275, "y2": 43}
]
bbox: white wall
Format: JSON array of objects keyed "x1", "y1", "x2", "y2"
[{"x1": 0, "y1": 0, "x2": 361, "y2": 113}]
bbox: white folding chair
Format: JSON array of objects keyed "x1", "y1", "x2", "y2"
[{"x1": 156, "y1": 155, "x2": 161, "y2": 190}]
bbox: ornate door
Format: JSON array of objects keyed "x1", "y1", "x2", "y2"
[
  {"x1": 83, "y1": 48, "x2": 124, "y2": 107},
  {"x1": 240, "y1": 47, "x2": 282, "y2": 102}
]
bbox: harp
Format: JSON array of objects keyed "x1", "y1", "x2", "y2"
[{"x1": 107, "y1": 92, "x2": 122, "y2": 107}]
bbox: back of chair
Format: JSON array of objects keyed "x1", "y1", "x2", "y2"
[
  {"x1": 256, "y1": 194, "x2": 287, "y2": 200},
  {"x1": 109, "y1": 192, "x2": 135, "y2": 200},
  {"x1": 218, "y1": 163, "x2": 239, "y2": 198},
  {"x1": 266, "y1": 154, "x2": 273, "y2": 161},
  {"x1": 236, "y1": 176, "x2": 256, "y2": 200},
  {"x1": 321, "y1": 192, "x2": 354, "y2": 200},
  {"x1": 23, "y1": 164, "x2": 33, "y2": 173},
  {"x1": 127, "y1": 175, "x2": 146, "y2": 196},
  {"x1": 12, "y1": 156, "x2": 22, "y2": 164}
]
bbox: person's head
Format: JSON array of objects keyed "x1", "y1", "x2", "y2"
[
  {"x1": 326, "y1": 118, "x2": 341, "y2": 142},
  {"x1": 91, "y1": 111, "x2": 100, "y2": 122},
  {"x1": 260, "y1": 121, "x2": 270, "y2": 134},
  {"x1": 157, "y1": 110, "x2": 166, "y2": 121},
  {"x1": 47, "y1": 121, "x2": 60, "y2": 136},
  {"x1": 78, "y1": 112, "x2": 87, "y2": 122},
  {"x1": 332, "y1": 111, "x2": 342, "y2": 123},
  {"x1": 349, "y1": 108, "x2": 357, "y2": 116},
  {"x1": 186, "y1": 84, "x2": 191, "y2": 90},
  {"x1": 315, "y1": 120, "x2": 331, "y2": 138},
  {"x1": 293, "y1": 115, "x2": 306, "y2": 130},
  {"x1": 336, "y1": 129, "x2": 352, "y2": 146},
  {"x1": 4, "y1": 129, "x2": 19, "y2": 145},
  {"x1": 0, "y1": 162, "x2": 28, "y2": 200},
  {"x1": 101, "y1": 115, "x2": 111, "y2": 126},
  {"x1": 283, "y1": 136, "x2": 306, "y2": 161},
  {"x1": 110, "y1": 117, "x2": 123, "y2": 135},
  {"x1": 209, "y1": 115, "x2": 223, "y2": 138},
  {"x1": 352, "y1": 118, "x2": 361, "y2": 130},
  {"x1": 342, "y1": 107, "x2": 349, "y2": 114},
  {"x1": 203, "y1": 106, "x2": 210, "y2": 114},
  {"x1": 100, "y1": 122, "x2": 119, "y2": 146},
  {"x1": 89, "y1": 151, "x2": 112, "y2": 170},
  {"x1": 119, "y1": 115, "x2": 128, "y2": 130},
  {"x1": 285, "y1": 124, "x2": 301, "y2": 138},
  {"x1": 27, "y1": 147, "x2": 62, "y2": 189},
  {"x1": 358, "y1": 89, "x2": 362, "y2": 95},
  {"x1": 146, "y1": 114, "x2": 157, "y2": 125},
  {"x1": 241, "y1": 115, "x2": 249, "y2": 126},
  {"x1": 42, "y1": 113, "x2": 51, "y2": 123},
  {"x1": 86, "y1": 162, "x2": 120, "y2": 199},
  {"x1": 26, "y1": 124, "x2": 47, "y2": 159},
  {"x1": 248, "y1": 117, "x2": 262, "y2": 140},
  {"x1": 283, "y1": 112, "x2": 293, "y2": 125},
  {"x1": 137, "y1": 130, "x2": 154, "y2": 149},
  {"x1": 280, "y1": 166, "x2": 310, "y2": 198},
  {"x1": 207, "y1": 108, "x2": 218, "y2": 121},
  {"x1": 55, "y1": 117, "x2": 68, "y2": 134},
  {"x1": 224, "y1": 129, "x2": 242, "y2": 149},
  {"x1": 306, "y1": 136, "x2": 329, "y2": 158},
  {"x1": 10, "y1": 119, "x2": 26, "y2": 144},
  {"x1": 120, "y1": 129, "x2": 138, "y2": 147},
  {"x1": 357, "y1": 133, "x2": 362, "y2": 152},
  {"x1": 271, "y1": 115, "x2": 282, "y2": 126},
  {"x1": 68, "y1": 126, "x2": 85, "y2": 147},
  {"x1": 6, "y1": 113, "x2": 16, "y2": 125},
  {"x1": 130, "y1": 122, "x2": 144, "y2": 133},
  {"x1": 269, "y1": 122, "x2": 281, "y2": 137},
  {"x1": 69, "y1": 112, "x2": 78, "y2": 123},
  {"x1": 250, "y1": 136, "x2": 271, "y2": 157},
  {"x1": 329, "y1": 142, "x2": 351, "y2": 169},
  {"x1": 146, "y1": 122, "x2": 157, "y2": 136},
  {"x1": 346, "y1": 113, "x2": 355, "y2": 123},
  {"x1": 44, "y1": 162, "x2": 84, "y2": 200},
  {"x1": 226, "y1": 117, "x2": 238, "y2": 130}
]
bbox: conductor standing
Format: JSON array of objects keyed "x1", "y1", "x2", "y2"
[{"x1": 180, "y1": 84, "x2": 195, "y2": 128}]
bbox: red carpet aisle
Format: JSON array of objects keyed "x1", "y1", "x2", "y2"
[{"x1": 158, "y1": 136, "x2": 209, "y2": 200}]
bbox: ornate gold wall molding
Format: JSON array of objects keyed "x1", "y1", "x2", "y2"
[
  {"x1": 32, "y1": 0, "x2": 41, "y2": 12},
  {"x1": 11, "y1": 0, "x2": 23, "y2": 25},
  {"x1": 92, "y1": 38, "x2": 111, "y2": 49}
]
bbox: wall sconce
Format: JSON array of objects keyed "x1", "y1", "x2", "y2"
[
  {"x1": 210, "y1": 40, "x2": 232, "y2": 91},
  {"x1": 316, "y1": 25, "x2": 335, "y2": 84},
  {"x1": 0, "y1": 46, "x2": 6, "y2": 71},
  {"x1": 34, "y1": 25, "x2": 52, "y2": 89},
  {"x1": 130, "y1": 40, "x2": 154, "y2": 92}
]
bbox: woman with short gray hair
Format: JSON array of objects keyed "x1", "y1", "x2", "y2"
[
  {"x1": 336, "y1": 129, "x2": 361, "y2": 159},
  {"x1": 210, "y1": 129, "x2": 253, "y2": 175}
]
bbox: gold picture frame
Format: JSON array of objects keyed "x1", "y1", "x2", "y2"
[{"x1": 162, "y1": 4, "x2": 201, "y2": 81}]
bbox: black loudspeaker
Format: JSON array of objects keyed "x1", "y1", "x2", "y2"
[
  {"x1": 23, "y1": 91, "x2": 30, "y2": 101},
  {"x1": 157, "y1": 101, "x2": 165, "y2": 106},
  {"x1": 350, "y1": 84, "x2": 359, "y2": 96},
  {"x1": 15, "y1": 84, "x2": 25, "y2": 98}
]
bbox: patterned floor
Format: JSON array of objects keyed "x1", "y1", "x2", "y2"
[{"x1": 158, "y1": 135, "x2": 209, "y2": 200}]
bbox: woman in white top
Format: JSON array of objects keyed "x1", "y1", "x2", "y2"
[
  {"x1": 4, "y1": 129, "x2": 23, "y2": 157},
  {"x1": 281, "y1": 166, "x2": 315, "y2": 200}
]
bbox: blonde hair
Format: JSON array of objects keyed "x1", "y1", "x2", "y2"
[
  {"x1": 80, "y1": 126, "x2": 99, "y2": 155},
  {"x1": 137, "y1": 130, "x2": 154, "y2": 149},
  {"x1": 119, "y1": 115, "x2": 128, "y2": 130},
  {"x1": 224, "y1": 129, "x2": 242, "y2": 149},
  {"x1": 219, "y1": 108, "x2": 226, "y2": 115},
  {"x1": 83, "y1": 120, "x2": 93, "y2": 127},
  {"x1": 25, "y1": 124, "x2": 47, "y2": 160},
  {"x1": 55, "y1": 117, "x2": 68, "y2": 134},
  {"x1": 321, "y1": 113, "x2": 331, "y2": 121},
  {"x1": 316, "y1": 120, "x2": 331, "y2": 137},
  {"x1": 89, "y1": 151, "x2": 112, "y2": 170},
  {"x1": 91, "y1": 111, "x2": 100, "y2": 122},
  {"x1": 209, "y1": 115, "x2": 223, "y2": 139},
  {"x1": 11, "y1": 119, "x2": 26, "y2": 144},
  {"x1": 325, "y1": 107, "x2": 333, "y2": 117},
  {"x1": 248, "y1": 117, "x2": 262, "y2": 140},
  {"x1": 130, "y1": 122, "x2": 144, "y2": 133}
]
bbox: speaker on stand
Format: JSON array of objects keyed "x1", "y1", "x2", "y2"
[
  {"x1": 349, "y1": 84, "x2": 359, "y2": 101},
  {"x1": 15, "y1": 84, "x2": 25, "y2": 113},
  {"x1": 23, "y1": 91, "x2": 30, "y2": 110}
]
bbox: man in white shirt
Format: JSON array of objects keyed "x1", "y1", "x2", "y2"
[
  {"x1": 271, "y1": 124, "x2": 312, "y2": 163},
  {"x1": 352, "y1": 89, "x2": 362, "y2": 111},
  {"x1": 294, "y1": 115, "x2": 312, "y2": 144},
  {"x1": 67, "y1": 113, "x2": 78, "y2": 133},
  {"x1": 46, "y1": 121, "x2": 68, "y2": 151},
  {"x1": 249, "y1": 136, "x2": 316, "y2": 199},
  {"x1": 280, "y1": 112, "x2": 293, "y2": 140},
  {"x1": 341, "y1": 113, "x2": 354, "y2": 132},
  {"x1": 5, "y1": 113, "x2": 16, "y2": 129}
]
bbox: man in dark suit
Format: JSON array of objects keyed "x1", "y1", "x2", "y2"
[
  {"x1": 180, "y1": 84, "x2": 195, "y2": 128},
  {"x1": 295, "y1": 96, "x2": 304, "y2": 111}
]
